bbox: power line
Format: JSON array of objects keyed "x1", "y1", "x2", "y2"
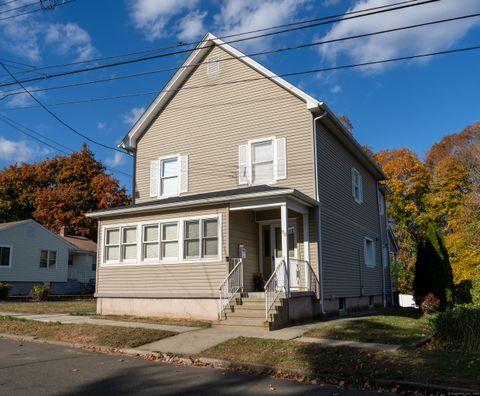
[
  {"x1": 0, "y1": 0, "x2": 439, "y2": 88},
  {"x1": 0, "y1": 1, "x2": 40, "y2": 16},
  {"x1": 0, "y1": 1, "x2": 20, "y2": 8},
  {"x1": 0, "y1": 114, "x2": 133, "y2": 177},
  {"x1": 0, "y1": 62, "x2": 131, "y2": 155},
  {"x1": 0, "y1": 0, "x2": 74, "y2": 22},
  {"x1": 2, "y1": 43, "x2": 479, "y2": 112},
  {"x1": 4, "y1": 0, "x2": 423, "y2": 77},
  {"x1": 1, "y1": 10, "x2": 478, "y2": 101}
]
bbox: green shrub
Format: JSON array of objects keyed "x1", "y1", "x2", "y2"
[
  {"x1": 472, "y1": 276, "x2": 480, "y2": 307},
  {"x1": 429, "y1": 306, "x2": 480, "y2": 352},
  {"x1": 0, "y1": 282, "x2": 11, "y2": 300},
  {"x1": 31, "y1": 284, "x2": 49, "y2": 301}
]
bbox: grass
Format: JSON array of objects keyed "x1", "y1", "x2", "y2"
[
  {"x1": 201, "y1": 336, "x2": 480, "y2": 390},
  {"x1": 94, "y1": 314, "x2": 211, "y2": 328},
  {"x1": 304, "y1": 308, "x2": 431, "y2": 347},
  {"x1": 0, "y1": 300, "x2": 96, "y2": 315},
  {"x1": 0, "y1": 316, "x2": 174, "y2": 348}
]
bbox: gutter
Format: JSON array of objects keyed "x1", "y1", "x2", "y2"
[{"x1": 313, "y1": 109, "x2": 328, "y2": 314}]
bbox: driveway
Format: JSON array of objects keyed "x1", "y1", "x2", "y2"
[{"x1": 0, "y1": 338, "x2": 389, "y2": 395}]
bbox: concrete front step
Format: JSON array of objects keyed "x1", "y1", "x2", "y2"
[{"x1": 226, "y1": 309, "x2": 266, "y2": 319}]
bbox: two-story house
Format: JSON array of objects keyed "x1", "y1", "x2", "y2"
[{"x1": 87, "y1": 33, "x2": 395, "y2": 329}]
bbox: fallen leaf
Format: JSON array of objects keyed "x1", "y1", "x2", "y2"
[{"x1": 72, "y1": 369, "x2": 79, "y2": 372}]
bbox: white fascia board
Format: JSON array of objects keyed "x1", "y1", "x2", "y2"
[
  {"x1": 120, "y1": 32, "x2": 322, "y2": 150},
  {"x1": 85, "y1": 189, "x2": 318, "y2": 218}
]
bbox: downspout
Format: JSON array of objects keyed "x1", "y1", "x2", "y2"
[
  {"x1": 377, "y1": 182, "x2": 387, "y2": 308},
  {"x1": 313, "y1": 109, "x2": 328, "y2": 314}
]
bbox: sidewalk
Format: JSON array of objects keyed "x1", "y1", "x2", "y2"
[{"x1": 0, "y1": 312, "x2": 201, "y2": 334}]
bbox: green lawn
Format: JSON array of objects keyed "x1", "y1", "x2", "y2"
[
  {"x1": 201, "y1": 336, "x2": 480, "y2": 390},
  {"x1": 0, "y1": 300, "x2": 96, "y2": 315},
  {"x1": 0, "y1": 315, "x2": 174, "y2": 348},
  {"x1": 304, "y1": 308, "x2": 431, "y2": 347},
  {"x1": 94, "y1": 314, "x2": 211, "y2": 328}
]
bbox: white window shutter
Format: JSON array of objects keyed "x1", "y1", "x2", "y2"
[
  {"x1": 179, "y1": 155, "x2": 189, "y2": 193},
  {"x1": 351, "y1": 168, "x2": 356, "y2": 198},
  {"x1": 150, "y1": 160, "x2": 159, "y2": 197},
  {"x1": 275, "y1": 138, "x2": 287, "y2": 180},
  {"x1": 238, "y1": 144, "x2": 248, "y2": 185},
  {"x1": 359, "y1": 174, "x2": 364, "y2": 203}
]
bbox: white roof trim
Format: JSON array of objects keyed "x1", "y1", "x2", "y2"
[
  {"x1": 86, "y1": 189, "x2": 318, "y2": 218},
  {"x1": 120, "y1": 32, "x2": 322, "y2": 150}
]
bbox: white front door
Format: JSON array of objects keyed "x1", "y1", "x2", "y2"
[{"x1": 272, "y1": 225, "x2": 299, "y2": 289}]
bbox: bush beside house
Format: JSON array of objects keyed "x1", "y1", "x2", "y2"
[{"x1": 0, "y1": 282, "x2": 11, "y2": 299}]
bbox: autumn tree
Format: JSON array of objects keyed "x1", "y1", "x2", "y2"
[{"x1": 0, "y1": 145, "x2": 129, "y2": 240}]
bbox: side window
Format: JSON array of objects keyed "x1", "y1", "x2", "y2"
[
  {"x1": 40, "y1": 250, "x2": 56, "y2": 269},
  {"x1": 0, "y1": 246, "x2": 11, "y2": 267},
  {"x1": 150, "y1": 155, "x2": 188, "y2": 198},
  {"x1": 364, "y1": 238, "x2": 376, "y2": 268},
  {"x1": 160, "y1": 157, "x2": 178, "y2": 197},
  {"x1": 352, "y1": 168, "x2": 363, "y2": 204},
  {"x1": 379, "y1": 191, "x2": 385, "y2": 215}
]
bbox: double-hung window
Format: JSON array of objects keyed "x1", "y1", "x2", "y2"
[
  {"x1": 121, "y1": 227, "x2": 137, "y2": 261},
  {"x1": 160, "y1": 157, "x2": 178, "y2": 197},
  {"x1": 105, "y1": 228, "x2": 120, "y2": 262},
  {"x1": 0, "y1": 246, "x2": 11, "y2": 267},
  {"x1": 203, "y1": 219, "x2": 218, "y2": 257},
  {"x1": 161, "y1": 223, "x2": 178, "y2": 260},
  {"x1": 142, "y1": 225, "x2": 159, "y2": 260},
  {"x1": 40, "y1": 250, "x2": 56, "y2": 269},
  {"x1": 252, "y1": 140, "x2": 274, "y2": 184},
  {"x1": 184, "y1": 218, "x2": 219, "y2": 259},
  {"x1": 352, "y1": 168, "x2": 363, "y2": 204},
  {"x1": 104, "y1": 226, "x2": 138, "y2": 263},
  {"x1": 364, "y1": 238, "x2": 376, "y2": 268}
]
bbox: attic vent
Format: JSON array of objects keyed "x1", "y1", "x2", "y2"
[{"x1": 207, "y1": 56, "x2": 220, "y2": 75}]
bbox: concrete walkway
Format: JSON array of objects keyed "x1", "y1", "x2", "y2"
[{"x1": 0, "y1": 312, "x2": 200, "y2": 334}]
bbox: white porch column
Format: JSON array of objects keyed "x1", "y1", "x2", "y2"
[
  {"x1": 303, "y1": 212, "x2": 310, "y2": 290},
  {"x1": 281, "y1": 202, "x2": 289, "y2": 297}
]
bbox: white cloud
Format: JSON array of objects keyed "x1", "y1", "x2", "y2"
[
  {"x1": 318, "y1": 0, "x2": 480, "y2": 73},
  {"x1": 2, "y1": 86, "x2": 45, "y2": 108},
  {"x1": 331, "y1": 84, "x2": 342, "y2": 94},
  {"x1": 105, "y1": 152, "x2": 125, "y2": 167},
  {"x1": 214, "y1": 0, "x2": 311, "y2": 51},
  {"x1": 0, "y1": 137, "x2": 45, "y2": 163},
  {"x1": 44, "y1": 23, "x2": 98, "y2": 62},
  {"x1": 177, "y1": 10, "x2": 207, "y2": 41},
  {"x1": 123, "y1": 106, "x2": 145, "y2": 126},
  {"x1": 129, "y1": 0, "x2": 198, "y2": 41}
]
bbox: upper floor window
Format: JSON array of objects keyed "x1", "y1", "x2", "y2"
[
  {"x1": 239, "y1": 137, "x2": 286, "y2": 185},
  {"x1": 352, "y1": 168, "x2": 363, "y2": 204},
  {"x1": 379, "y1": 191, "x2": 385, "y2": 215},
  {"x1": 0, "y1": 246, "x2": 11, "y2": 267},
  {"x1": 364, "y1": 237, "x2": 376, "y2": 268},
  {"x1": 40, "y1": 250, "x2": 56, "y2": 269},
  {"x1": 150, "y1": 155, "x2": 188, "y2": 198}
]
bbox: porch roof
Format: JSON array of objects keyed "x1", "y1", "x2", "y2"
[{"x1": 86, "y1": 185, "x2": 318, "y2": 219}]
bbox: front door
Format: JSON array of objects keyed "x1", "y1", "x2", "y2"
[{"x1": 261, "y1": 223, "x2": 299, "y2": 289}]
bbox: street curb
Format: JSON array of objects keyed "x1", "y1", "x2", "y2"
[{"x1": 1, "y1": 333, "x2": 477, "y2": 394}]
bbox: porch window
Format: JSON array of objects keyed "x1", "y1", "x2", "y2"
[
  {"x1": 0, "y1": 246, "x2": 11, "y2": 267},
  {"x1": 160, "y1": 157, "x2": 178, "y2": 196},
  {"x1": 364, "y1": 237, "x2": 376, "y2": 268},
  {"x1": 40, "y1": 250, "x2": 56, "y2": 269},
  {"x1": 252, "y1": 140, "x2": 274, "y2": 184},
  {"x1": 105, "y1": 228, "x2": 120, "y2": 262},
  {"x1": 184, "y1": 219, "x2": 219, "y2": 259},
  {"x1": 161, "y1": 223, "x2": 178, "y2": 260},
  {"x1": 121, "y1": 227, "x2": 137, "y2": 261},
  {"x1": 203, "y1": 219, "x2": 218, "y2": 257},
  {"x1": 184, "y1": 221, "x2": 200, "y2": 259},
  {"x1": 142, "y1": 225, "x2": 159, "y2": 260}
]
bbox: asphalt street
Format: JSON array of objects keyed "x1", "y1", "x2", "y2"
[{"x1": 0, "y1": 338, "x2": 388, "y2": 395}]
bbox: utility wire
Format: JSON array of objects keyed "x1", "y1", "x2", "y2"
[
  {"x1": 0, "y1": 114, "x2": 133, "y2": 177},
  {"x1": 0, "y1": 1, "x2": 41, "y2": 16},
  {"x1": 1, "y1": 11, "x2": 478, "y2": 101},
  {"x1": 0, "y1": 62, "x2": 130, "y2": 155},
  {"x1": 0, "y1": 0, "x2": 439, "y2": 88},
  {"x1": 0, "y1": 0, "x2": 74, "y2": 22},
  {"x1": 0, "y1": 0, "x2": 19, "y2": 8},
  {"x1": 2, "y1": 44, "x2": 479, "y2": 112},
  {"x1": 4, "y1": 0, "x2": 423, "y2": 77}
]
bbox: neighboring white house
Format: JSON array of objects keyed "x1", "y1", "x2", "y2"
[{"x1": 0, "y1": 220, "x2": 96, "y2": 296}]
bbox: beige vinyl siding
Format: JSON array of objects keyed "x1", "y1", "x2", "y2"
[
  {"x1": 96, "y1": 205, "x2": 229, "y2": 296},
  {"x1": 135, "y1": 45, "x2": 315, "y2": 203},
  {"x1": 229, "y1": 211, "x2": 258, "y2": 292},
  {"x1": 316, "y1": 121, "x2": 383, "y2": 298}
]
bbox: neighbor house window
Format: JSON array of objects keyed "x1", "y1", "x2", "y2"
[
  {"x1": 161, "y1": 222, "x2": 178, "y2": 260},
  {"x1": 379, "y1": 192, "x2": 385, "y2": 215},
  {"x1": 160, "y1": 157, "x2": 178, "y2": 197},
  {"x1": 0, "y1": 246, "x2": 11, "y2": 267},
  {"x1": 352, "y1": 168, "x2": 363, "y2": 203},
  {"x1": 105, "y1": 228, "x2": 120, "y2": 262},
  {"x1": 364, "y1": 238, "x2": 376, "y2": 268},
  {"x1": 142, "y1": 224, "x2": 159, "y2": 260},
  {"x1": 121, "y1": 227, "x2": 137, "y2": 261},
  {"x1": 40, "y1": 250, "x2": 56, "y2": 269},
  {"x1": 252, "y1": 140, "x2": 274, "y2": 184}
]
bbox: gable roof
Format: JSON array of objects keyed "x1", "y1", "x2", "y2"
[
  {"x1": 119, "y1": 32, "x2": 384, "y2": 179},
  {"x1": 0, "y1": 220, "x2": 31, "y2": 231},
  {"x1": 61, "y1": 235, "x2": 96, "y2": 253}
]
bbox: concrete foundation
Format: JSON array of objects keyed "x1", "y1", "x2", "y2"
[{"x1": 97, "y1": 297, "x2": 220, "y2": 321}]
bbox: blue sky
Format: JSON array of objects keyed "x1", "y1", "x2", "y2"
[{"x1": 0, "y1": 0, "x2": 479, "y2": 192}]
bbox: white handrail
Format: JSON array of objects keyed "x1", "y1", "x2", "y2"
[
  {"x1": 290, "y1": 258, "x2": 320, "y2": 298},
  {"x1": 264, "y1": 260, "x2": 288, "y2": 321},
  {"x1": 218, "y1": 258, "x2": 243, "y2": 320}
]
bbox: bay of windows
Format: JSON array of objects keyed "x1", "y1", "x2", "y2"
[{"x1": 104, "y1": 217, "x2": 220, "y2": 264}]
